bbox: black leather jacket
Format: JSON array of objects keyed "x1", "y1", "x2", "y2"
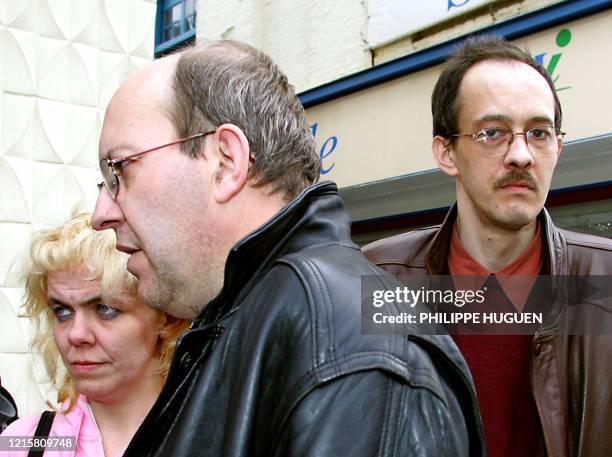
[{"x1": 124, "y1": 182, "x2": 484, "y2": 457}]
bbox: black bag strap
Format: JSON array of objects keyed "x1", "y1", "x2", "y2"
[{"x1": 27, "y1": 410, "x2": 56, "y2": 457}]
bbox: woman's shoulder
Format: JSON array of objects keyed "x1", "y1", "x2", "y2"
[
  {"x1": 1, "y1": 397, "x2": 87, "y2": 438},
  {"x1": 0, "y1": 400, "x2": 89, "y2": 457},
  {"x1": 0, "y1": 413, "x2": 45, "y2": 457}
]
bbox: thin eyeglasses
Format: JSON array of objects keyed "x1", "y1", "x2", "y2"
[
  {"x1": 98, "y1": 131, "x2": 215, "y2": 199},
  {"x1": 450, "y1": 126, "x2": 565, "y2": 158}
]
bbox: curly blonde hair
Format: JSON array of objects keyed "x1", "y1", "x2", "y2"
[{"x1": 23, "y1": 213, "x2": 188, "y2": 412}]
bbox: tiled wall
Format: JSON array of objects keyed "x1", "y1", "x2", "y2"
[{"x1": 0, "y1": 0, "x2": 156, "y2": 416}]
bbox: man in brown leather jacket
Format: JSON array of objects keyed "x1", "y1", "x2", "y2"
[{"x1": 364, "y1": 37, "x2": 612, "y2": 457}]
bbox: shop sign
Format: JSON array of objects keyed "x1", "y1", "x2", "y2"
[
  {"x1": 369, "y1": 0, "x2": 496, "y2": 47},
  {"x1": 306, "y1": 11, "x2": 612, "y2": 188}
]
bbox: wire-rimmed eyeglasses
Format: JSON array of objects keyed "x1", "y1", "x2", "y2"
[
  {"x1": 98, "y1": 131, "x2": 215, "y2": 199},
  {"x1": 450, "y1": 126, "x2": 565, "y2": 158}
]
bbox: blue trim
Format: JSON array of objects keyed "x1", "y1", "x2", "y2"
[
  {"x1": 155, "y1": 29, "x2": 196, "y2": 55},
  {"x1": 548, "y1": 179, "x2": 612, "y2": 196},
  {"x1": 299, "y1": 0, "x2": 612, "y2": 108},
  {"x1": 352, "y1": 205, "x2": 450, "y2": 227}
]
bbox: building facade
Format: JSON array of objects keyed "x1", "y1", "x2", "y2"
[
  {"x1": 198, "y1": 0, "x2": 612, "y2": 244},
  {"x1": 2, "y1": 0, "x2": 611, "y2": 416}
]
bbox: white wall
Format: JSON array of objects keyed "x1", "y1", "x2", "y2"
[
  {"x1": 0, "y1": 0, "x2": 156, "y2": 416},
  {"x1": 197, "y1": 0, "x2": 372, "y2": 92}
]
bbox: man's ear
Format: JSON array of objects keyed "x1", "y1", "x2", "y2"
[
  {"x1": 158, "y1": 314, "x2": 189, "y2": 340},
  {"x1": 556, "y1": 140, "x2": 563, "y2": 161},
  {"x1": 432, "y1": 135, "x2": 459, "y2": 177},
  {"x1": 211, "y1": 123, "x2": 251, "y2": 204}
]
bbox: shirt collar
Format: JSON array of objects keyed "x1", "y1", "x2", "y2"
[{"x1": 448, "y1": 221, "x2": 544, "y2": 311}]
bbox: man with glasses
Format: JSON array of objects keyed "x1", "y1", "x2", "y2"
[
  {"x1": 92, "y1": 40, "x2": 484, "y2": 456},
  {"x1": 365, "y1": 36, "x2": 612, "y2": 456}
]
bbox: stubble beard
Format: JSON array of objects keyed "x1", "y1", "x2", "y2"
[
  {"x1": 493, "y1": 209, "x2": 535, "y2": 231},
  {"x1": 138, "y1": 258, "x2": 226, "y2": 320},
  {"x1": 485, "y1": 199, "x2": 541, "y2": 232}
]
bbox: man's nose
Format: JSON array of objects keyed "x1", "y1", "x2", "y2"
[
  {"x1": 92, "y1": 185, "x2": 123, "y2": 231},
  {"x1": 504, "y1": 132, "x2": 534, "y2": 168}
]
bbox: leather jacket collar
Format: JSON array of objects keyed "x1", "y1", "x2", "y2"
[
  {"x1": 425, "y1": 204, "x2": 567, "y2": 277},
  {"x1": 195, "y1": 181, "x2": 354, "y2": 325}
]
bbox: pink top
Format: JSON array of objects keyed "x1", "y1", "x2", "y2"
[{"x1": 1, "y1": 395, "x2": 122, "y2": 457}]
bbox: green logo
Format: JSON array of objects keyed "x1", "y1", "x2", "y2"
[{"x1": 535, "y1": 28, "x2": 572, "y2": 92}]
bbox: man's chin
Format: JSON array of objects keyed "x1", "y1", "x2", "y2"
[
  {"x1": 136, "y1": 280, "x2": 167, "y2": 312},
  {"x1": 495, "y1": 207, "x2": 540, "y2": 231}
]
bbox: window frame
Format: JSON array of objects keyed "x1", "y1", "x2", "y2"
[{"x1": 155, "y1": 0, "x2": 197, "y2": 57}]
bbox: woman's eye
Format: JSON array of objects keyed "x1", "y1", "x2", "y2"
[
  {"x1": 97, "y1": 303, "x2": 120, "y2": 319},
  {"x1": 51, "y1": 306, "x2": 72, "y2": 322}
]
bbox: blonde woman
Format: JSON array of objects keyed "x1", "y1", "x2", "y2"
[{"x1": 1, "y1": 214, "x2": 188, "y2": 457}]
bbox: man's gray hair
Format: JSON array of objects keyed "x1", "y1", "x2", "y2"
[{"x1": 168, "y1": 40, "x2": 320, "y2": 199}]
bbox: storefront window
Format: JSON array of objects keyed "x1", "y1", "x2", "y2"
[
  {"x1": 549, "y1": 199, "x2": 612, "y2": 238},
  {"x1": 352, "y1": 198, "x2": 612, "y2": 247}
]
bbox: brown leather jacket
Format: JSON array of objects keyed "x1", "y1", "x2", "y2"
[{"x1": 363, "y1": 205, "x2": 612, "y2": 457}]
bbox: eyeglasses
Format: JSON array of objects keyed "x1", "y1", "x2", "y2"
[
  {"x1": 450, "y1": 126, "x2": 565, "y2": 158},
  {"x1": 98, "y1": 131, "x2": 215, "y2": 199}
]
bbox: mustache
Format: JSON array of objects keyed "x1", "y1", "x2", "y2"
[{"x1": 494, "y1": 171, "x2": 538, "y2": 190}]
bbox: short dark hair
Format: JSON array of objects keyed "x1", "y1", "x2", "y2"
[
  {"x1": 168, "y1": 40, "x2": 320, "y2": 200},
  {"x1": 431, "y1": 35, "x2": 562, "y2": 139}
]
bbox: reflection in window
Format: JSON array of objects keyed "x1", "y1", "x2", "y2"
[
  {"x1": 550, "y1": 199, "x2": 612, "y2": 238},
  {"x1": 185, "y1": 0, "x2": 196, "y2": 32},
  {"x1": 156, "y1": 0, "x2": 197, "y2": 57}
]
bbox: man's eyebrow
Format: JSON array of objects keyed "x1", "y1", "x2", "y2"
[
  {"x1": 105, "y1": 148, "x2": 124, "y2": 160},
  {"x1": 99, "y1": 148, "x2": 117, "y2": 161},
  {"x1": 103, "y1": 143, "x2": 140, "y2": 160},
  {"x1": 472, "y1": 114, "x2": 555, "y2": 127},
  {"x1": 472, "y1": 114, "x2": 512, "y2": 126},
  {"x1": 529, "y1": 115, "x2": 555, "y2": 125}
]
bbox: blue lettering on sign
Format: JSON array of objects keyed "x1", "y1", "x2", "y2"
[
  {"x1": 319, "y1": 137, "x2": 337, "y2": 174},
  {"x1": 310, "y1": 122, "x2": 337, "y2": 175},
  {"x1": 310, "y1": 122, "x2": 318, "y2": 137},
  {"x1": 448, "y1": 0, "x2": 471, "y2": 10}
]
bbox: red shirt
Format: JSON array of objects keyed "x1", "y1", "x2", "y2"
[
  {"x1": 449, "y1": 223, "x2": 543, "y2": 310},
  {"x1": 449, "y1": 223, "x2": 543, "y2": 457}
]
